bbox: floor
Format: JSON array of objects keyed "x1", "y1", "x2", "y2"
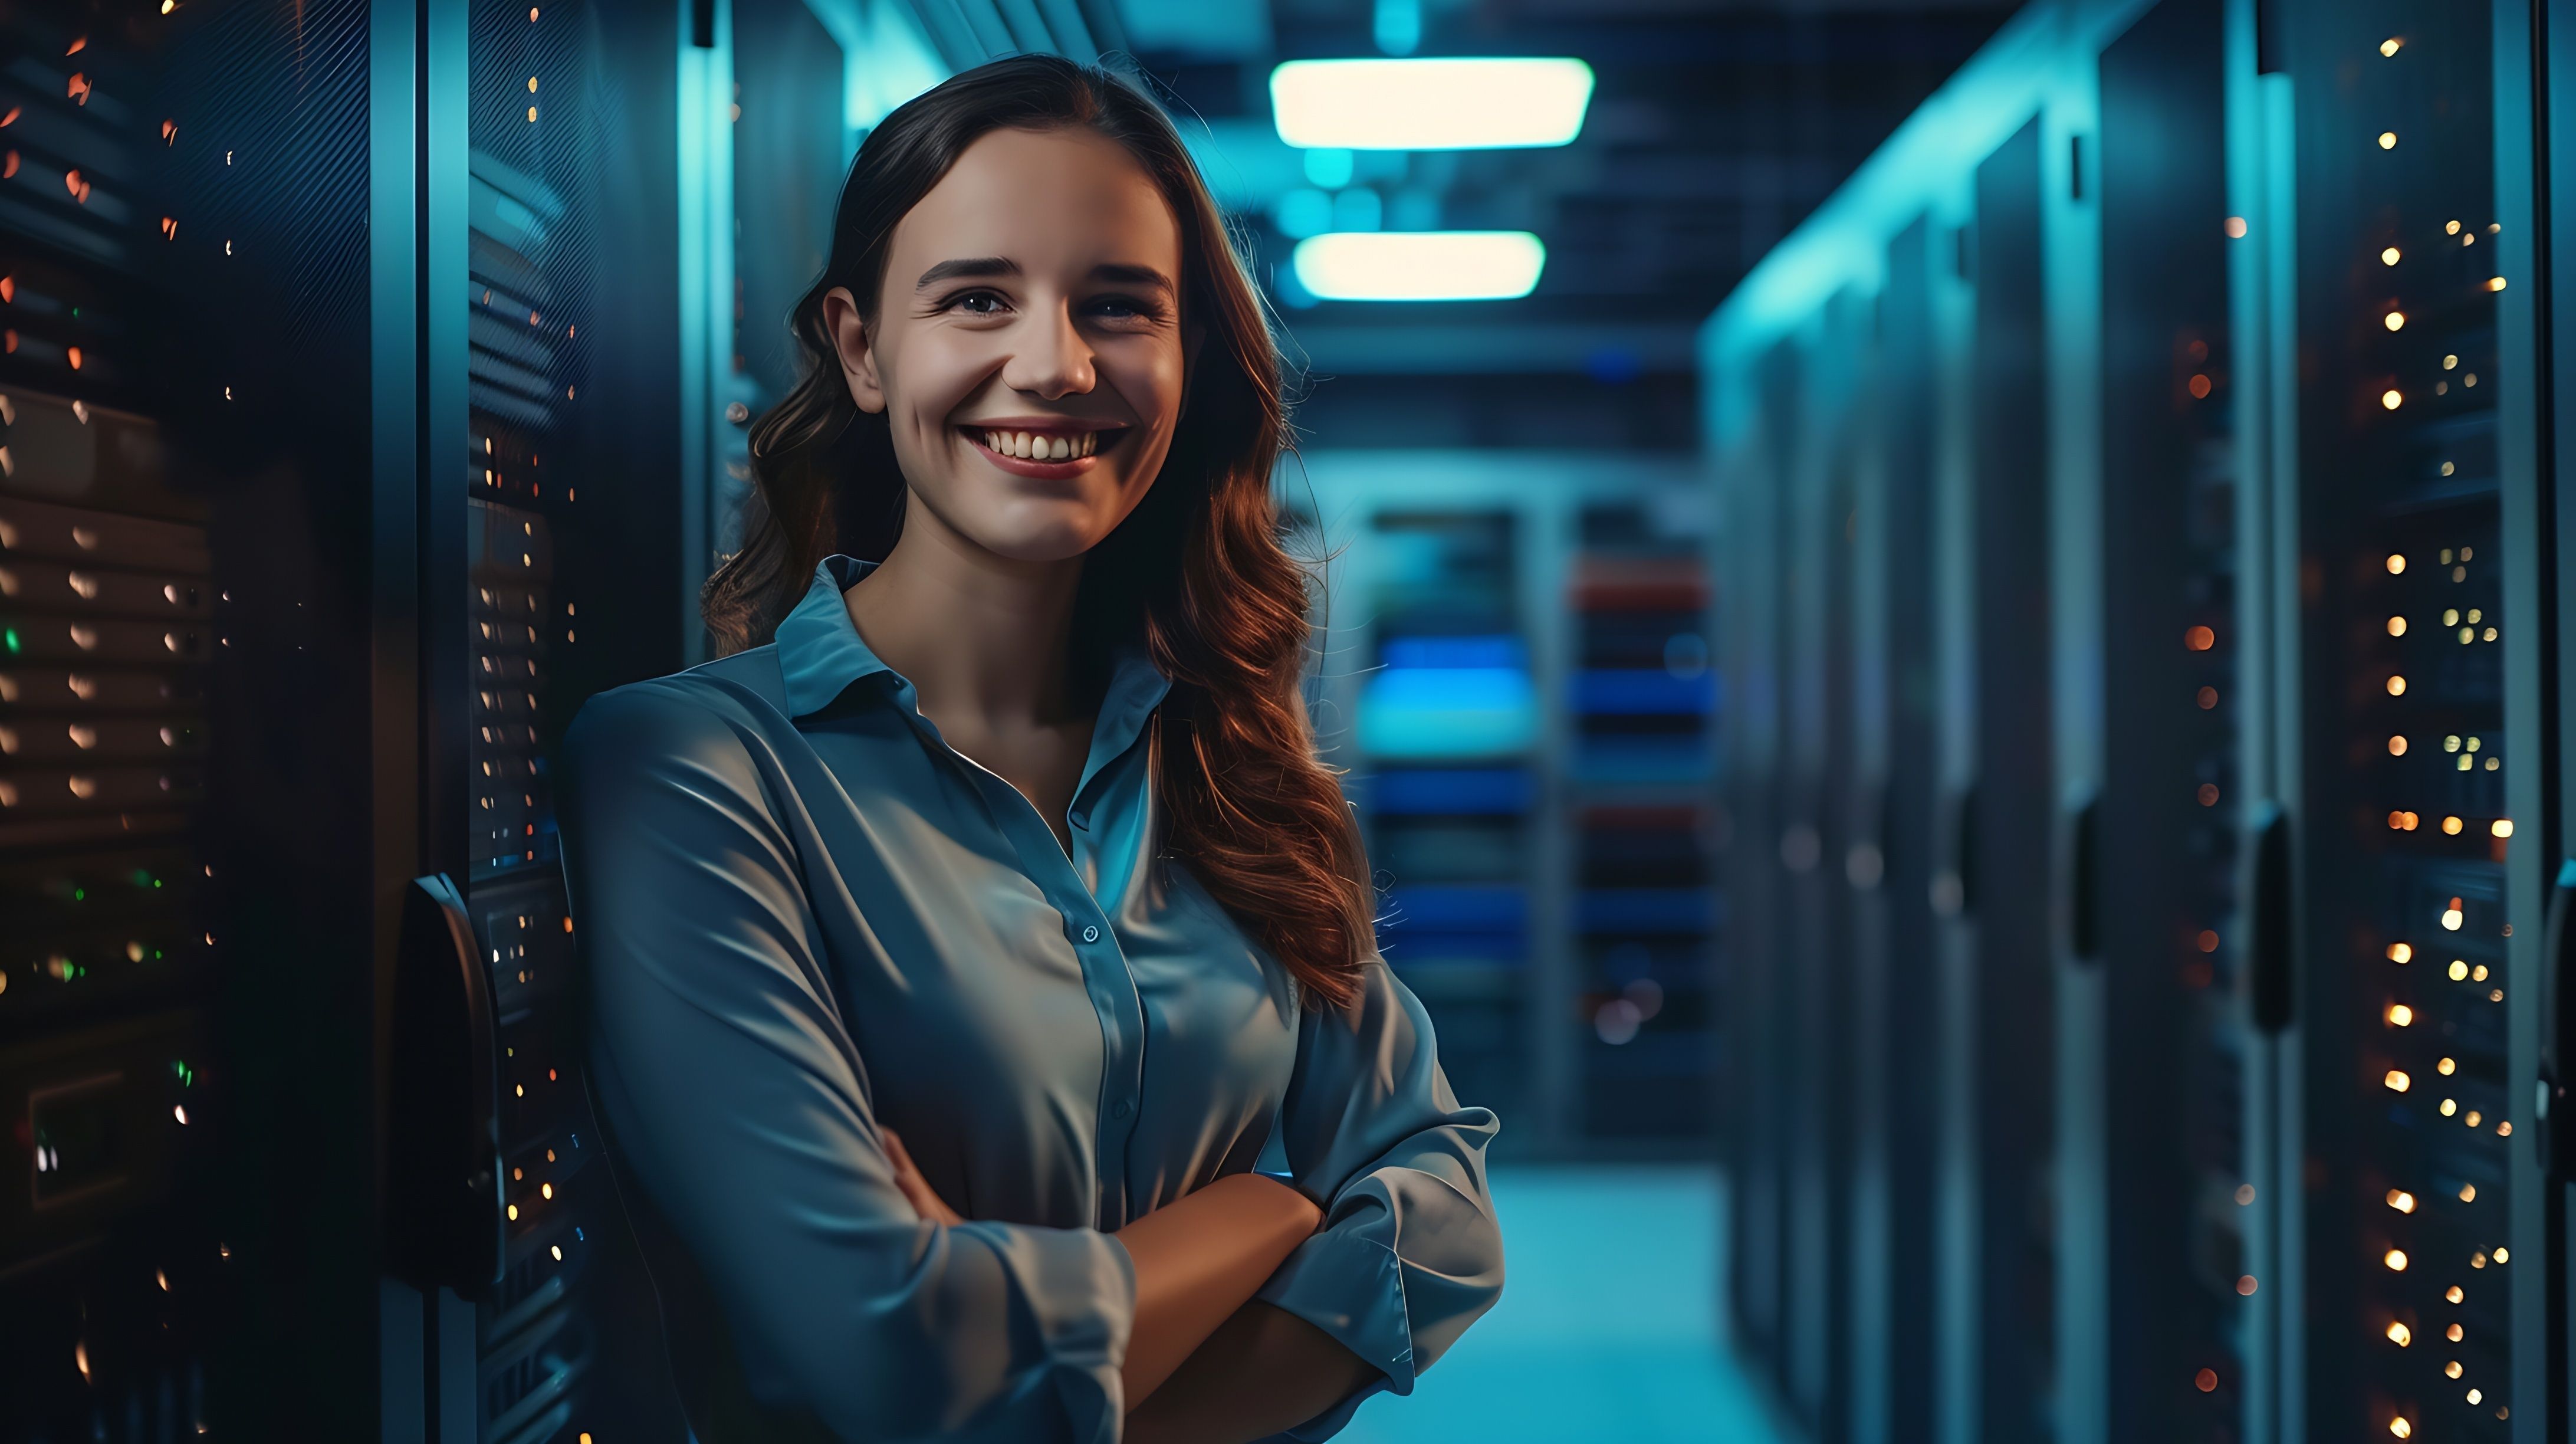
[{"x1": 1334, "y1": 1163, "x2": 1794, "y2": 1444}]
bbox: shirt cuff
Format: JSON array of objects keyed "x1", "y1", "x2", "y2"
[{"x1": 1250, "y1": 1223, "x2": 1413, "y2": 1440}]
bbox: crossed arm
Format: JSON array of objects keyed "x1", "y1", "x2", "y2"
[{"x1": 883, "y1": 1130, "x2": 1378, "y2": 1442}]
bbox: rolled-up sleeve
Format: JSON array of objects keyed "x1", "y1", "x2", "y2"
[
  {"x1": 557, "y1": 685, "x2": 1137, "y2": 1443},
  {"x1": 1250, "y1": 959, "x2": 1505, "y2": 1440}
]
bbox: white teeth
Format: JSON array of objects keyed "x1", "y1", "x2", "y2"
[{"x1": 974, "y1": 428, "x2": 1104, "y2": 461}]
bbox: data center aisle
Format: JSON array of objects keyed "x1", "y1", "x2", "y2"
[{"x1": 1338, "y1": 1165, "x2": 1795, "y2": 1444}]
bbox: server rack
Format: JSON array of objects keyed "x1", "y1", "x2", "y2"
[
  {"x1": 1708, "y1": 2, "x2": 2572, "y2": 1443},
  {"x1": 2094, "y1": 1, "x2": 2249, "y2": 1438},
  {"x1": 0, "y1": 1, "x2": 1122, "y2": 1436},
  {"x1": 0, "y1": 7, "x2": 387, "y2": 1435},
  {"x1": 1565, "y1": 502, "x2": 1718, "y2": 1142},
  {"x1": 2274, "y1": 4, "x2": 2544, "y2": 1439}
]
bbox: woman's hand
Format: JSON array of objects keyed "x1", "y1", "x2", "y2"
[{"x1": 881, "y1": 1127, "x2": 966, "y2": 1228}]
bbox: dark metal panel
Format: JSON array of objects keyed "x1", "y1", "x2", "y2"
[
  {"x1": 2097, "y1": 2, "x2": 2252, "y2": 1439},
  {"x1": 1967, "y1": 113, "x2": 2058, "y2": 1444}
]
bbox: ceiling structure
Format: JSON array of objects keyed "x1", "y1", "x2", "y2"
[{"x1": 1105, "y1": 0, "x2": 2020, "y2": 448}]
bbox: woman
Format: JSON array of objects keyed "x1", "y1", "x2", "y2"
[{"x1": 556, "y1": 54, "x2": 1504, "y2": 1444}]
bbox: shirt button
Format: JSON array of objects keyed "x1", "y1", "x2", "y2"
[
  {"x1": 1111, "y1": 1099, "x2": 1133, "y2": 1120},
  {"x1": 1082, "y1": 924, "x2": 1102, "y2": 943}
]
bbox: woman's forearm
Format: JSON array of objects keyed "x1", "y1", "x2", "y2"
[
  {"x1": 1112, "y1": 1174, "x2": 1322, "y2": 1407},
  {"x1": 1123, "y1": 1299, "x2": 1380, "y2": 1444}
]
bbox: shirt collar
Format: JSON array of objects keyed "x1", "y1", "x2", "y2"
[{"x1": 776, "y1": 556, "x2": 1175, "y2": 780}]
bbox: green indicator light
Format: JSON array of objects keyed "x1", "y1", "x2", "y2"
[
  {"x1": 72, "y1": 887, "x2": 86, "y2": 902},
  {"x1": 4, "y1": 628, "x2": 19, "y2": 654}
]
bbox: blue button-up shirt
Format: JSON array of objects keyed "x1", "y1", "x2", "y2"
[{"x1": 556, "y1": 554, "x2": 1504, "y2": 1442}]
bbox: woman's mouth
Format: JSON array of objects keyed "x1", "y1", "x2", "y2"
[{"x1": 960, "y1": 424, "x2": 1126, "y2": 475}]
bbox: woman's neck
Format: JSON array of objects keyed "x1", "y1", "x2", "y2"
[{"x1": 841, "y1": 510, "x2": 1085, "y2": 727}]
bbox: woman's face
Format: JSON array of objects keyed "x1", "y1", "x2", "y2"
[{"x1": 826, "y1": 126, "x2": 1191, "y2": 565}]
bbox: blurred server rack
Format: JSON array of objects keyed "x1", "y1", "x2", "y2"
[
  {"x1": 1777, "y1": 287, "x2": 1875, "y2": 1443},
  {"x1": 1706, "y1": 5, "x2": 2257, "y2": 1444},
  {"x1": 1564, "y1": 502, "x2": 1717, "y2": 1144},
  {"x1": 1717, "y1": 344, "x2": 1797, "y2": 1370},
  {"x1": 1708, "y1": 3, "x2": 2574, "y2": 1444},
  {"x1": 2095, "y1": 1, "x2": 2252, "y2": 1440},
  {"x1": 1299, "y1": 452, "x2": 1713, "y2": 1159}
]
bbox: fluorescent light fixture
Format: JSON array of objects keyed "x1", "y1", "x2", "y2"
[
  {"x1": 1292, "y1": 232, "x2": 1546, "y2": 301},
  {"x1": 1270, "y1": 58, "x2": 1595, "y2": 150}
]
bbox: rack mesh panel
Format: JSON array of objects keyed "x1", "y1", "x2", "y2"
[{"x1": 2289, "y1": 2, "x2": 2513, "y2": 1439}]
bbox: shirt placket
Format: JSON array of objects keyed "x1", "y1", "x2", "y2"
[{"x1": 887, "y1": 695, "x2": 1150, "y2": 1230}]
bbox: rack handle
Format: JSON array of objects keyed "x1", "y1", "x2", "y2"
[
  {"x1": 2065, "y1": 787, "x2": 2102, "y2": 963},
  {"x1": 2243, "y1": 803, "x2": 2295, "y2": 1034},
  {"x1": 387, "y1": 872, "x2": 505, "y2": 1297}
]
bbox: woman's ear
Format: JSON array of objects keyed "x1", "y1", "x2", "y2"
[{"x1": 823, "y1": 285, "x2": 887, "y2": 415}]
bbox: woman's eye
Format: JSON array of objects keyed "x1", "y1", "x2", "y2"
[
  {"x1": 952, "y1": 292, "x2": 1007, "y2": 315},
  {"x1": 1090, "y1": 296, "x2": 1159, "y2": 323}
]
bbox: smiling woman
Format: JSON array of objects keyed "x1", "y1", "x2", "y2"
[{"x1": 568, "y1": 53, "x2": 1504, "y2": 1444}]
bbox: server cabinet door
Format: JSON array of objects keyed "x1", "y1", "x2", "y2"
[
  {"x1": 1723, "y1": 339, "x2": 1803, "y2": 1368},
  {"x1": 0, "y1": 4, "x2": 390, "y2": 1435},
  {"x1": 2095, "y1": 1, "x2": 2252, "y2": 1439},
  {"x1": 2281, "y1": 2, "x2": 2536, "y2": 1440},
  {"x1": 1840, "y1": 213, "x2": 1944, "y2": 1444},
  {"x1": 1946, "y1": 114, "x2": 2058, "y2": 1444}
]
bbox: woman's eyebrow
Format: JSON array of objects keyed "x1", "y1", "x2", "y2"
[
  {"x1": 916, "y1": 256, "x2": 1019, "y2": 290},
  {"x1": 1090, "y1": 262, "x2": 1175, "y2": 296},
  {"x1": 913, "y1": 257, "x2": 1174, "y2": 295}
]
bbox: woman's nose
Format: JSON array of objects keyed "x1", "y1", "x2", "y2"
[{"x1": 1003, "y1": 306, "x2": 1096, "y2": 399}]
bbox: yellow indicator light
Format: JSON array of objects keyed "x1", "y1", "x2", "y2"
[
  {"x1": 2388, "y1": 1189, "x2": 2417, "y2": 1212},
  {"x1": 2384, "y1": 247, "x2": 2403, "y2": 265},
  {"x1": 2391, "y1": 1417, "x2": 2413, "y2": 1438},
  {"x1": 2386, "y1": 311, "x2": 2406, "y2": 331},
  {"x1": 2388, "y1": 1321, "x2": 2413, "y2": 1345},
  {"x1": 2490, "y1": 276, "x2": 2509, "y2": 291},
  {"x1": 2387, "y1": 553, "x2": 2409, "y2": 574},
  {"x1": 2450, "y1": 961, "x2": 2469, "y2": 980},
  {"x1": 2448, "y1": 1323, "x2": 2465, "y2": 1341},
  {"x1": 2383, "y1": 389, "x2": 2404, "y2": 411},
  {"x1": 2438, "y1": 1057, "x2": 2456, "y2": 1075},
  {"x1": 2443, "y1": 816, "x2": 2464, "y2": 835},
  {"x1": 2380, "y1": 132, "x2": 2399, "y2": 149},
  {"x1": 2494, "y1": 819, "x2": 2514, "y2": 838},
  {"x1": 2385, "y1": 1069, "x2": 2412, "y2": 1092},
  {"x1": 2388, "y1": 943, "x2": 2414, "y2": 963},
  {"x1": 2442, "y1": 1098, "x2": 2459, "y2": 1115},
  {"x1": 2496, "y1": 1247, "x2": 2510, "y2": 1262},
  {"x1": 2386, "y1": 1004, "x2": 2414, "y2": 1027},
  {"x1": 2386, "y1": 1249, "x2": 2410, "y2": 1271},
  {"x1": 2388, "y1": 675, "x2": 2409, "y2": 695},
  {"x1": 2449, "y1": 1282, "x2": 2467, "y2": 1299},
  {"x1": 2382, "y1": 37, "x2": 2403, "y2": 55}
]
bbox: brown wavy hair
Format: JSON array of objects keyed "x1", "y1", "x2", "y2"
[{"x1": 701, "y1": 54, "x2": 1373, "y2": 1009}]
